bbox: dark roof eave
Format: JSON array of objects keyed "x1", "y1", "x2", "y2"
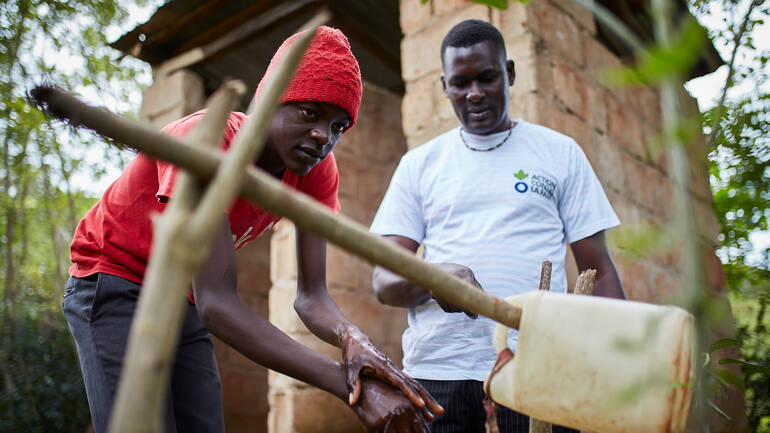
[{"x1": 111, "y1": 0, "x2": 724, "y2": 78}]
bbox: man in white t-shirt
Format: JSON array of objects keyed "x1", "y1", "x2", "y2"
[{"x1": 370, "y1": 19, "x2": 626, "y2": 433}]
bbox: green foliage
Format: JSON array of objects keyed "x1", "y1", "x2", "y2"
[
  {"x1": 725, "y1": 264, "x2": 770, "y2": 431},
  {"x1": 611, "y1": 224, "x2": 673, "y2": 260},
  {"x1": 707, "y1": 93, "x2": 770, "y2": 266},
  {"x1": 604, "y1": 16, "x2": 709, "y2": 86},
  {"x1": 588, "y1": 0, "x2": 768, "y2": 428},
  {"x1": 1, "y1": 0, "x2": 156, "y2": 430},
  {"x1": 710, "y1": 336, "x2": 741, "y2": 352},
  {"x1": 0, "y1": 177, "x2": 99, "y2": 428},
  {"x1": 691, "y1": 0, "x2": 770, "y2": 429},
  {"x1": 709, "y1": 367, "x2": 744, "y2": 392},
  {"x1": 470, "y1": 0, "x2": 511, "y2": 9},
  {"x1": 0, "y1": 296, "x2": 91, "y2": 433}
]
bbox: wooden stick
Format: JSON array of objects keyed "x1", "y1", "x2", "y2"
[
  {"x1": 537, "y1": 261, "x2": 552, "y2": 292},
  {"x1": 103, "y1": 12, "x2": 327, "y2": 433},
  {"x1": 570, "y1": 269, "x2": 597, "y2": 296},
  {"x1": 529, "y1": 261, "x2": 553, "y2": 433},
  {"x1": 29, "y1": 100, "x2": 523, "y2": 333},
  {"x1": 565, "y1": 268, "x2": 596, "y2": 433}
]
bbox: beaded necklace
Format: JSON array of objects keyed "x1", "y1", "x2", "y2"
[{"x1": 459, "y1": 124, "x2": 514, "y2": 152}]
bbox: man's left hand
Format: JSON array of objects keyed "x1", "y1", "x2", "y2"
[{"x1": 340, "y1": 326, "x2": 443, "y2": 421}]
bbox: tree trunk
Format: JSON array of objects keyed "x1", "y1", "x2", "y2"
[
  {"x1": 3, "y1": 134, "x2": 16, "y2": 305},
  {"x1": 54, "y1": 141, "x2": 78, "y2": 231},
  {"x1": 42, "y1": 163, "x2": 66, "y2": 292},
  {"x1": 17, "y1": 163, "x2": 30, "y2": 273}
]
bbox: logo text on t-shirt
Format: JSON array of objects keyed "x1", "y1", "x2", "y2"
[{"x1": 513, "y1": 169, "x2": 556, "y2": 199}]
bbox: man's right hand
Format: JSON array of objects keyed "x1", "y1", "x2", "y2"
[
  {"x1": 430, "y1": 263, "x2": 484, "y2": 319},
  {"x1": 352, "y1": 376, "x2": 431, "y2": 433}
]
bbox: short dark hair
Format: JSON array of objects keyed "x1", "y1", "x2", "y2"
[{"x1": 440, "y1": 19, "x2": 506, "y2": 64}]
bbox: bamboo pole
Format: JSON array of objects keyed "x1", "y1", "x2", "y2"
[
  {"x1": 98, "y1": 12, "x2": 328, "y2": 433},
  {"x1": 29, "y1": 99, "x2": 523, "y2": 333},
  {"x1": 108, "y1": 81, "x2": 244, "y2": 433},
  {"x1": 651, "y1": 0, "x2": 707, "y2": 429}
]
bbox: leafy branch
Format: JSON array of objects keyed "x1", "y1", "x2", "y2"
[{"x1": 708, "y1": 0, "x2": 762, "y2": 148}]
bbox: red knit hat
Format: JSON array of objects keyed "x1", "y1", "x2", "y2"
[{"x1": 255, "y1": 26, "x2": 362, "y2": 130}]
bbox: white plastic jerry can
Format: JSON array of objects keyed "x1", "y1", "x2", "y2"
[{"x1": 484, "y1": 291, "x2": 694, "y2": 433}]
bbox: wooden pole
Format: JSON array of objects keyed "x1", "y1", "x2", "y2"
[
  {"x1": 529, "y1": 261, "x2": 553, "y2": 433},
  {"x1": 107, "y1": 80, "x2": 244, "y2": 433},
  {"x1": 29, "y1": 98, "x2": 524, "y2": 333},
  {"x1": 569, "y1": 269, "x2": 596, "y2": 296}
]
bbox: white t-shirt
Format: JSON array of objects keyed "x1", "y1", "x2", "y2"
[{"x1": 370, "y1": 120, "x2": 620, "y2": 381}]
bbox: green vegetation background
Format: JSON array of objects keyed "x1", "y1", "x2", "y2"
[{"x1": 1, "y1": 0, "x2": 767, "y2": 431}]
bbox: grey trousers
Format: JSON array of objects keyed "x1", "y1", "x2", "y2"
[
  {"x1": 62, "y1": 273, "x2": 225, "y2": 433},
  {"x1": 417, "y1": 379, "x2": 579, "y2": 433}
]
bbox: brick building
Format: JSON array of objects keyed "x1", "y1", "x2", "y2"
[{"x1": 111, "y1": 0, "x2": 745, "y2": 432}]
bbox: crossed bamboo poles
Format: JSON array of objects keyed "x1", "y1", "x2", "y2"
[
  {"x1": 28, "y1": 11, "x2": 603, "y2": 433},
  {"x1": 31, "y1": 12, "x2": 525, "y2": 433}
]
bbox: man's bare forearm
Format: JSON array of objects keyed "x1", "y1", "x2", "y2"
[
  {"x1": 294, "y1": 286, "x2": 355, "y2": 347},
  {"x1": 592, "y1": 263, "x2": 626, "y2": 299},
  {"x1": 198, "y1": 292, "x2": 348, "y2": 399},
  {"x1": 571, "y1": 230, "x2": 626, "y2": 300}
]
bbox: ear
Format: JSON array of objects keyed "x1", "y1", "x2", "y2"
[
  {"x1": 506, "y1": 59, "x2": 516, "y2": 87},
  {"x1": 440, "y1": 73, "x2": 448, "y2": 95}
]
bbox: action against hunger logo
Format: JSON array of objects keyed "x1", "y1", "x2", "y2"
[{"x1": 513, "y1": 169, "x2": 556, "y2": 199}]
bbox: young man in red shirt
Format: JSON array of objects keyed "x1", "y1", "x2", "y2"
[{"x1": 63, "y1": 26, "x2": 440, "y2": 433}]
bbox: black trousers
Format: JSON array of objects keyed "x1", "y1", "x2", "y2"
[
  {"x1": 62, "y1": 273, "x2": 225, "y2": 433},
  {"x1": 417, "y1": 379, "x2": 579, "y2": 433}
]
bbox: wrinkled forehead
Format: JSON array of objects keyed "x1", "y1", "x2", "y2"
[
  {"x1": 443, "y1": 39, "x2": 505, "y2": 65},
  {"x1": 442, "y1": 41, "x2": 506, "y2": 75}
]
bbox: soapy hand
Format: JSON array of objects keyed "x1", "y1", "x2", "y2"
[
  {"x1": 341, "y1": 326, "x2": 443, "y2": 421},
  {"x1": 352, "y1": 376, "x2": 433, "y2": 433}
]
